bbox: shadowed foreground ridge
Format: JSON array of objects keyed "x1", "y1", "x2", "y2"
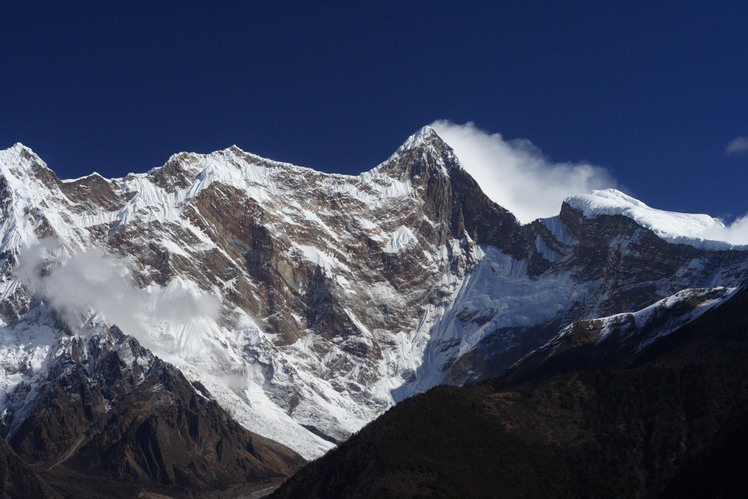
[{"x1": 271, "y1": 286, "x2": 748, "y2": 498}]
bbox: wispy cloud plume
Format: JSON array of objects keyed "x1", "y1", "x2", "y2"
[
  {"x1": 726, "y1": 137, "x2": 748, "y2": 155},
  {"x1": 430, "y1": 120, "x2": 617, "y2": 223}
]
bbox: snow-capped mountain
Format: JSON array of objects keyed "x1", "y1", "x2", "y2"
[
  {"x1": 566, "y1": 189, "x2": 741, "y2": 250},
  {"x1": 0, "y1": 126, "x2": 746, "y2": 472}
]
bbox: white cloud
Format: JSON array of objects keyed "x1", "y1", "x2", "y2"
[
  {"x1": 701, "y1": 215, "x2": 748, "y2": 246},
  {"x1": 726, "y1": 137, "x2": 748, "y2": 155},
  {"x1": 430, "y1": 120, "x2": 618, "y2": 223},
  {"x1": 17, "y1": 243, "x2": 220, "y2": 344}
]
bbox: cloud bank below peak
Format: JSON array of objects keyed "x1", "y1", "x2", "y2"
[
  {"x1": 17, "y1": 242, "x2": 221, "y2": 347},
  {"x1": 430, "y1": 120, "x2": 617, "y2": 224}
]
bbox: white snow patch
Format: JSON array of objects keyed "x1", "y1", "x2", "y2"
[
  {"x1": 295, "y1": 244, "x2": 340, "y2": 273},
  {"x1": 383, "y1": 226, "x2": 416, "y2": 253},
  {"x1": 596, "y1": 287, "x2": 733, "y2": 351}
]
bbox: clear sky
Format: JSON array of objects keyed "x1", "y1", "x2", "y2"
[{"x1": 2, "y1": 1, "x2": 747, "y2": 222}]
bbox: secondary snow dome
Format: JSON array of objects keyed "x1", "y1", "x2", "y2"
[{"x1": 565, "y1": 189, "x2": 748, "y2": 249}]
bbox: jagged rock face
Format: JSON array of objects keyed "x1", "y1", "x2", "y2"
[
  {"x1": 0, "y1": 127, "x2": 746, "y2": 462},
  {"x1": 2, "y1": 325, "x2": 303, "y2": 495},
  {"x1": 554, "y1": 204, "x2": 740, "y2": 315}
]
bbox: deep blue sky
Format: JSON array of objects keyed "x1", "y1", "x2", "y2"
[{"x1": 2, "y1": 1, "x2": 747, "y2": 220}]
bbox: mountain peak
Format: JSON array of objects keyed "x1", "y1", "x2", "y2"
[
  {"x1": 1, "y1": 143, "x2": 41, "y2": 166},
  {"x1": 10, "y1": 142, "x2": 31, "y2": 153},
  {"x1": 0, "y1": 142, "x2": 36, "y2": 156},
  {"x1": 374, "y1": 125, "x2": 461, "y2": 180},
  {"x1": 0, "y1": 142, "x2": 60, "y2": 194},
  {"x1": 398, "y1": 125, "x2": 444, "y2": 152}
]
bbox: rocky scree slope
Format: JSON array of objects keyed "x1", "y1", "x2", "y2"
[{"x1": 0, "y1": 127, "x2": 746, "y2": 463}]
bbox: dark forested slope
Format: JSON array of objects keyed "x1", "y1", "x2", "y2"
[{"x1": 271, "y1": 286, "x2": 748, "y2": 498}]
